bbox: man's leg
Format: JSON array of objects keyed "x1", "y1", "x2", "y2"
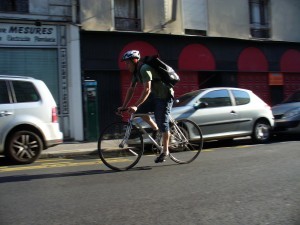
[
  {"x1": 141, "y1": 115, "x2": 158, "y2": 131},
  {"x1": 162, "y1": 131, "x2": 170, "y2": 155},
  {"x1": 154, "y1": 97, "x2": 173, "y2": 163}
]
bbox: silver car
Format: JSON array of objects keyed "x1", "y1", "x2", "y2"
[
  {"x1": 272, "y1": 89, "x2": 300, "y2": 133},
  {"x1": 172, "y1": 87, "x2": 274, "y2": 143},
  {"x1": 0, "y1": 75, "x2": 63, "y2": 164}
]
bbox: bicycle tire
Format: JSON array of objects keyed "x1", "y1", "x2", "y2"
[
  {"x1": 98, "y1": 121, "x2": 144, "y2": 171},
  {"x1": 169, "y1": 119, "x2": 203, "y2": 164}
]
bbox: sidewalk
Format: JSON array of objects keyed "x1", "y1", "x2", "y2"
[{"x1": 40, "y1": 141, "x2": 98, "y2": 159}]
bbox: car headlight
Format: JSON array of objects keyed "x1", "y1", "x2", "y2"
[{"x1": 282, "y1": 108, "x2": 300, "y2": 119}]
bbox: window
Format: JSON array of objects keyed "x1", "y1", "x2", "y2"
[
  {"x1": 114, "y1": 0, "x2": 141, "y2": 31},
  {"x1": 0, "y1": 81, "x2": 10, "y2": 104},
  {"x1": 0, "y1": 0, "x2": 29, "y2": 13},
  {"x1": 199, "y1": 90, "x2": 232, "y2": 108},
  {"x1": 232, "y1": 90, "x2": 250, "y2": 105},
  {"x1": 249, "y1": 0, "x2": 270, "y2": 38},
  {"x1": 12, "y1": 81, "x2": 40, "y2": 103}
]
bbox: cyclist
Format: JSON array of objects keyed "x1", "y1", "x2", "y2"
[{"x1": 118, "y1": 50, "x2": 174, "y2": 163}]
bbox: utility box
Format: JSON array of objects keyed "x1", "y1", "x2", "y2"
[{"x1": 83, "y1": 80, "x2": 99, "y2": 141}]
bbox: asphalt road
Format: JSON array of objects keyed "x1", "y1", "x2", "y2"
[{"x1": 0, "y1": 140, "x2": 299, "y2": 225}]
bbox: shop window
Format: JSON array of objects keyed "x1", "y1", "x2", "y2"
[
  {"x1": 114, "y1": 0, "x2": 141, "y2": 31},
  {"x1": 0, "y1": 0, "x2": 29, "y2": 13},
  {"x1": 249, "y1": 0, "x2": 270, "y2": 38}
]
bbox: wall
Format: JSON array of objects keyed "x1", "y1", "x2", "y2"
[
  {"x1": 80, "y1": 0, "x2": 183, "y2": 34},
  {"x1": 80, "y1": 0, "x2": 113, "y2": 31},
  {"x1": 207, "y1": 0, "x2": 249, "y2": 39},
  {"x1": 0, "y1": 0, "x2": 72, "y2": 21},
  {"x1": 271, "y1": 0, "x2": 300, "y2": 42},
  {"x1": 143, "y1": 0, "x2": 183, "y2": 35}
]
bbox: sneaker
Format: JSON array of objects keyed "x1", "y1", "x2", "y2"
[{"x1": 154, "y1": 152, "x2": 168, "y2": 163}]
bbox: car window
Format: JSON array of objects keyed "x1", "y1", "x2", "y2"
[
  {"x1": 12, "y1": 81, "x2": 40, "y2": 103},
  {"x1": 199, "y1": 90, "x2": 232, "y2": 108},
  {"x1": 232, "y1": 90, "x2": 250, "y2": 105},
  {"x1": 0, "y1": 80, "x2": 10, "y2": 104},
  {"x1": 174, "y1": 90, "x2": 204, "y2": 107},
  {"x1": 284, "y1": 90, "x2": 300, "y2": 103}
]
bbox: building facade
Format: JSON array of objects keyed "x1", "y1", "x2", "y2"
[
  {"x1": 3, "y1": 1, "x2": 298, "y2": 141},
  {"x1": 0, "y1": 0, "x2": 83, "y2": 140},
  {"x1": 79, "y1": 0, "x2": 300, "y2": 140}
]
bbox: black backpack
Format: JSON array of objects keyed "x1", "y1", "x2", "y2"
[{"x1": 139, "y1": 55, "x2": 180, "y2": 88}]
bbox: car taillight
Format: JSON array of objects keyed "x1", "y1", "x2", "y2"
[{"x1": 52, "y1": 107, "x2": 58, "y2": 123}]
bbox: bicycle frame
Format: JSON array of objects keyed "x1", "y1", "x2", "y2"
[
  {"x1": 98, "y1": 112, "x2": 203, "y2": 170},
  {"x1": 119, "y1": 113, "x2": 189, "y2": 153}
]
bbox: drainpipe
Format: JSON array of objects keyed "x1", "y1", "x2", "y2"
[{"x1": 162, "y1": 0, "x2": 177, "y2": 27}]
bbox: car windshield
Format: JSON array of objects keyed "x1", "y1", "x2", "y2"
[
  {"x1": 174, "y1": 90, "x2": 204, "y2": 107},
  {"x1": 283, "y1": 90, "x2": 300, "y2": 103}
]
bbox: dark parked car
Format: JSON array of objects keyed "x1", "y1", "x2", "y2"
[{"x1": 272, "y1": 89, "x2": 300, "y2": 133}]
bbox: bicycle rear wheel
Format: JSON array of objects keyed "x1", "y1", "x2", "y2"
[
  {"x1": 169, "y1": 119, "x2": 203, "y2": 164},
  {"x1": 98, "y1": 122, "x2": 144, "y2": 171}
]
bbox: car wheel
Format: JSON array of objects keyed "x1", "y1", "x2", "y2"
[
  {"x1": 6, "y1": 131, "x2": 43, "y2": 164},
  {"x1": 251, "y1": 120, "x2": 271, "y2": 144}
]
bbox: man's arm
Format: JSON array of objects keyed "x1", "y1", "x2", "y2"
[
  {"x1": 122, "y1": 82, "x2": 136, "y2": 108},
  {"x1": 127, "y1": 81, "x2": 151, "y2": 114}
]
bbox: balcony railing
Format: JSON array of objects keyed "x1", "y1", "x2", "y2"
[{"x1": 115, "y1": 17, "x2": 141, "y2": 31}]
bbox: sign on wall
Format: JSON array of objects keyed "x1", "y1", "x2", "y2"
[
  {"x1": 0, "y1": 23, "x2": 57, "y2": 46},
  {"x1": 269, "y1": 73, "x2": 283, "y2": 85}
]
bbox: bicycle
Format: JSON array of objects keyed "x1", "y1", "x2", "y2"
[{"x1": 98, "y1": 112, "x2": 203, "y2": 171}]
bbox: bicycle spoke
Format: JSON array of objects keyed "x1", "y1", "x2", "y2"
[
  {"x1": 98, "y1": 122, "x2": 144, "y2": 171},
  {"x1": 169, "y1": 119, "x2": 203, "y2": 164}
]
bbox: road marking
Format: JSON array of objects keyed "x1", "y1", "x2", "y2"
[
  {"x1": 0, "y1": 160, "x2": 102, "y2": 173},
  {"x1": 0, "y1": 145, "x2": 254, "y2": 173}
]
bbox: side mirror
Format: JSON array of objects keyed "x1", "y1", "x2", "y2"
[{"x1": 194, "y1": 102, "x2": 208, "y2": 110}]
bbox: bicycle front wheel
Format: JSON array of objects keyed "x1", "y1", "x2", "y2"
[
  {"x1": 98, "y1": 122, "x2": 144, "y2": 171},
  {"x1": 169, "y1": 119, "x2": 203, "y2": 164}
]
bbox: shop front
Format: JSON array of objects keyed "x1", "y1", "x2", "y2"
[
  {"x1": 81, "y1": 31, "x2": 300, "y2": 135},
  {"x1": 0, "y1": 22, "x2": 83, "y2": 140}
]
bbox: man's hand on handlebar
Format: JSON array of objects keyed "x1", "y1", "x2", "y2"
[
  {"x1": 116, "y1": 107, "x2": 126, "y2": 116},
  {"x1": 116, "y1": 106, "x2": 137, "y2": 116},
  {"x1": 127, "y1": 106, "x2": 137, "y2": 114}
]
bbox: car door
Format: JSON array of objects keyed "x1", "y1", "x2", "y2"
[
  {"x1": 0, "y1": 80, "x2": 15, "y2": 145},
  {"x1": 188, "y1": 89, "x2": 239, "y2": 138}
]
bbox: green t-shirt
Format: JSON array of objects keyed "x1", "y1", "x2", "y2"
[{"x1": 132, "y1": 64, "x2": 174, "y2": 99}]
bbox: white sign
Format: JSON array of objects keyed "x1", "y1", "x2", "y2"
[{"x1": 0, "y1": 23, "x2": 57, "y2": 46}]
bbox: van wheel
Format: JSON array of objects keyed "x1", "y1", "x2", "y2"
[
  {"x1": 6, "y1": 131, "x2": 43, "y2": 164},
  {"x1": 251, "y1": 120, "x2": 271, "y2": 144}
]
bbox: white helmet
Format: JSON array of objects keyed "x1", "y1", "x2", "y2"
[{"x1": 122, "y1": 50, "x2": 140, "y2": 61}]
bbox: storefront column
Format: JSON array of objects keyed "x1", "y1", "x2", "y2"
[{"x1": 67, "y1": 25, "x2": 84, "y2": 141}]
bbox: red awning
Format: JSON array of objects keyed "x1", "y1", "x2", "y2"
[
  {"x1": 118, "y1": 41, "x2": 158, "y2": 70},
  {"x1": 238, "y1": 47, "x2": 268, "y2": 71},
  {"x1": 178, "y1": 44, "x2": 216, "y2": 71},
  {"x1": 280, "y1": 49, "x2": 300, "y2": 72}
]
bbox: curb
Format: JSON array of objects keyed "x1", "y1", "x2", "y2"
[
  {"x1": 40, "y1": 149, "x2": 98, "y2": 159},
  {"x1": 39, "y1": 142, "x2": 98, "y2": 159}
]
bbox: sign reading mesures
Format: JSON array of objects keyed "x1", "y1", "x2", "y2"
[{"x1": 0, "y1": 23, "x2": 57, "y2": 46}]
